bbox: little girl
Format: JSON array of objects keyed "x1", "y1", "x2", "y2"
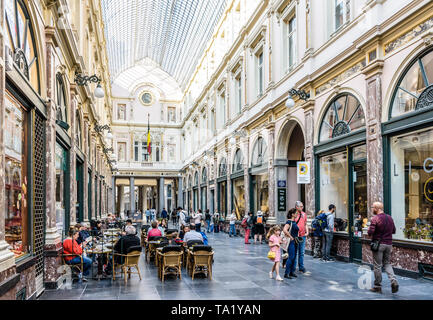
[{"x1": 267, "y1": 225, "x2": 283, "y2": 281}]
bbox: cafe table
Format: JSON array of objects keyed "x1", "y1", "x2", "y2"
[{"x1": 86, "y1": 245, "x2": 113, "y2": 279}]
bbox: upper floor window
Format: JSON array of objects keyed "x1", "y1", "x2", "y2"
[
  {"x1": 56, "y1": 74, "x2": 68, "y2": 124},
  {"x1": 319, "y1": 93, "x2": 365, "y2": 143},
  {"x1": 218, "y1": 90, "x2": 226, "y2": 128},
  {"x1": 210, "y1": 109, "x2": 216, "y2": 135},
  {"x1": 4, "y1": 0, "x2": 40, "y2": 93},
  {"x1": 232, "y1": 149, "x2": 244, "y2": 173},
  {"x1": 202, "y1": 168, "x2": 208, "y2": 184},
  {"x1": 251, "y1": 137, "x2": 267, "y2": 167},
  {"x1": 117, "y1": 104, "x2": 126, "y2": 120},
  {"x1": 194, "y1": 172, "x2": 199, "y2": 187},
  {"x1": 256, "y1": 51, "x2": 264, "y2": 97},
  {"x1": 218, "y1": 158, "x2": 227, "y2": 177},
  {"x1": 390, "y1": 49, "x2": 433, "y2": 119},
  {"x1": 286, "y1": 15, "x2": 296, "y2": 70},
  {"x1": 328, "y1": 0, "x2": 350, "y2": 35},
  {"x1": 235, "y1": 74, "x2": 242, "y2": 114},
  {"x1": 76, "y1": 112, "x2": 82, "y2": 149}
]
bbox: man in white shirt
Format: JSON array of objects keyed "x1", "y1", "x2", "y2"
[
  {"x1": 183, "y1": 224, "x2": 204, "y2": 243},
  {"x1": 178, "y1": 207, "x2": 186, "y2": 232},
  {"x1": 193, "y1": 209, "x2": 203, "y2": 232},
  {"x1": 229, "y1": 210, "x2": 237, "y2": 237}
]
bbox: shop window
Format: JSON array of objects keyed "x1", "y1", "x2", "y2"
[
  {"x1": 219, "y1": 158, "x2": 227, "y2": 177},
  {"x1": 4, "y1": 0, "x2": 40, "y2": 93},
  {"x1": 251, "y1": 137, "x2": 267, "y2": 167},
  {"x1": 390, "y1": 50, "x2": 433, "y2": 118},
  {"x1": 253, "y1": 173, "x2": 269, "y2": 216},
  {"x1": 233, "y1": 178, "x2": 245, "y2": 219},
  {"x1": 202, "y1": 168, "x2": 208, "y2": 184},
  {"x1": 390, "y1": 128, "x2": 433, "y2": 242},
  {"x1": 188, "y1": 175, "x2": 192, "y2": 189},
  {"x1": 319, "y1": 93, "x2": 365, "y2": 143},
  {"x1": 232, "y1": 149, "x2": 244, "y2": 173},
  {"x1": 319, "y1": 152, "x2": 349, "y2": 232},
  {"x1": 4, "y1": 93, "x2": 29, "y2": 258}
]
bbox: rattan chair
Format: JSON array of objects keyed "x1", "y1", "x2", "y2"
[
  {"x1": 159, "y1": 246, "x2": 183, "y2": 282},
  {"x1": 189, "y1": 247, "x2": 214, "y2": 280},
  {"x1": 112, "y1": 248, "x2": 142, "y2": 283},
  {"x1": 62, "y1": 253, "x2": 84, "y2": 279}
]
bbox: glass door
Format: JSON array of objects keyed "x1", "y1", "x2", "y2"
[{"x1": 349, "y1": 145, "x2": 367, "y2": 263}]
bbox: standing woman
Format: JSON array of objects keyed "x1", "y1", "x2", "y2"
[{"x1": 283, "y1": 208, "x2": 299, "y2": 279}]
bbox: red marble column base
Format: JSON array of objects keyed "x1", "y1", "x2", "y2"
[
  {"x1": 44, "y1": 242, "x2": 64, "y2": 289},
  {"x1": 0, "y1": 265, "x2": 18, "y2": 300}
]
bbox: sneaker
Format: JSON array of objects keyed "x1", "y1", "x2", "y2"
[
  {"x1": 327, "y1": 257, "x2": 335, "y2": 262},
  {"x1": 391, "y1": 282, "x2": 399, "y2": 293},
  {"x1": 269, "y1": 272, "x2": 273, "y2": 279},
  {"x1": 299, "y1": 268, "x2": 306, "y2": 273},
  {"x1": 276, "y1": 276, "x2": 283, "y2": 281},
  {"x1": 284, "y1": 274, "x2": 290, "y2": 279},
  {"x1": 370, "y1": 287, "x2": 382, "y2": 293},
  {"x1": 289, "y1": 272, "x2": 297, "y2": 278},
  {"x1": 82, "y1": 277, "x2": 89, "y2": 282}
]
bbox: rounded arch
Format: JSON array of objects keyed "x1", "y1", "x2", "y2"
[
  {"x1": 76, "y1": 109, "x2": 84, "y2": 150},
  {"x1": 218, "y1": 157, "x2": 227, "y2": 177},
  {"x1": 194, "y1": 171, "x2": 199, "y2": 187},
  {"x1": 275, "y1": 117, "x2": 305, "y2": 159},
  {"x1": 201, "y1": 167, "x2": 208, "y2": 183},
  {"x1": 187, "y1": 175, "x2": 192, "y2": 189},
  {"x1": 251, "y1": 135, "x2": 268, "y2": 167},
  {"x1": 383, "y1": 44, "x2": 433, "y2": 122},
  {"x1": 314, "y1": 89, "x2": 367, "y2": 145},
  {"x1": 232, "y1": 148, "x2": 244, "y2": 173}
]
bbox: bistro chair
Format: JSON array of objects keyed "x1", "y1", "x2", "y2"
[
  {"x1": 158, "y1": 245, "x2": 183, "y2": 282},
  {"x1": 61, "y1": 253, "x2": 84, "y2": 280},
  {"x1": 112, "y1": 246, "x2": 142, "y2": 283},
  {"x1": 189, "y1": 245, "x2": 214, "y2": 280}
]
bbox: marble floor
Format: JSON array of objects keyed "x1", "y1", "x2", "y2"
[{"x1": 39, "y1": 226, "x2": 433, "y2": 300}]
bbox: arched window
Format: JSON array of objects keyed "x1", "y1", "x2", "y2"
[
  {"x1": 319, "y1": 93, "x2": 365, "y2": 143},
  {"x1": 251, "y1": 137, "x2": 267, "y2": 167},
  {"x1": 4, "y1": 0, "x2": 40, "y2": 93},
  {"x1": 390, "y1": 49, "x2": 433, "y2": 118},
  {"x1": 76, "y1": 111, "x2": 82, "y2": 149},
  {"x1": 202, "y1": 167, "x2": 207, "y2": 183},
  {"x1": 232, "y1": 149, "x2": 244, "y2": 173},
  {"x1": 188, "y1": 175, "x2": 192, "y2": 189},
  {"x1": 56, "y1": 73, "x2": 68, "y2": 123},
  {"x1": 194, "y1": 172, "x2": 199, "y2": 186},
  {"x1": 218, "y1": 158, "x2": 227, "y2": 177}
]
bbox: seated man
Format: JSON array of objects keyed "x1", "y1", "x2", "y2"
[
  {"x1": 106, "y1": 225, "x2": 141, "y2": 274},
  {"x1": 122, "y1": 219, "x2": 134, "y2": 236},
  {"x1": 183, "y1": 223, "x2": 204, "y2": 244},
  {"x1": 63, "y1": 228, "x2": 92, "y2": 281},
  {"x1": 77, "y1": 222, "x2": 91, "y2": 245},
  {"x1": 147, "y1": 220, "x2": 162, "y2": 240}
]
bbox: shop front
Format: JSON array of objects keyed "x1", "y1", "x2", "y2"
[
  {"x1": 382, "y1": 47, "x2": 433, "y2": 275},
  {"x1": 193, "y1": 172, "x2": 199, "y2": 211},
  {"x1": 231, "y1": 149, "x2": 245, "y2": 220},
  {"x1": 250, "y1": 137, "x2": 269, "y2": 217},
  {"x1": 315, "y1": 92, "x2": 367, "y2": 263},
  {"x1": 201, "y1": 168, "x2": 207, "y2": 212},
  {"x1": 217, "y1": 158, "x2": 228, "y2": 217}
]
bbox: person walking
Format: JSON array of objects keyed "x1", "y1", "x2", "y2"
[
  {"x1": 205, "y1": 209, "x2": 211, "y2": 233},
  {"x1": 213, "y1": 212, "x2": 220, "y2": 233},
  {"x1": 193, "y1": 209, "x2": 203, "y2": 232},
  {"x1": 294, "y1": 201, "x2": 308, "y2": 273},
  {"x1": 161, "y1": 207, "x2": 168, "y2": 220},
  {"x1": 145, "y1": 208, "x2": 151, "y2": 224},
  {"x1": 322, "y1": 204, "x2": 336, "y2": 262},
  {"x1": 228, "y1": 210, "x2": 237, "y2": 237},
  {"x1": 244, "y1": 212, "x2": 253, "y2": 244},
  {"x1": 368, "y1": 201, "x2": 399, "y2": 294},
  {"x1": 178, "y1": 207, "x2": 186, "y2": 232},
  {"x1": 253, "y1": 211, "x2": 265, "y2": 244},
  {"x1": 171, "y1": 209, "x2": 177, "y2": 226},
  {"x1": 267, "y1": 226, "x2": 283, "y2": 281},
  {"x1": 283, "y1": 208, "x2": 299, "y2": 279}
]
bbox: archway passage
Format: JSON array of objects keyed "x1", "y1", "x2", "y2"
[{"x1": 287, "y1": 123, "x2": 306, "y2": 211}]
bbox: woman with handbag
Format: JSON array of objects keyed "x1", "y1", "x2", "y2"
[
  {"x1": 282, "y1": 208, "x2": 300, "y2": 279},
  {"x1": 266, "y1": 226, "x2": 283, "y2": 281}
]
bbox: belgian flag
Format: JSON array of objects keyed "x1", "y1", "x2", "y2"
[{"x1": 147, "y1": 114, "x2": 151, "y2": 156}]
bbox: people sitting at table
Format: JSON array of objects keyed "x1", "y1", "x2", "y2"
[
  {"x1": 147, "y1": 221, "x2": 162, "y2": 240},
  {"x1": 170, "y1": 232, "x2": 183, "y2": 245},
  {"x1": 106, "y1": 225, "x2": 141, "y2": 275},
  {"x1": 77, "y1": 222, "x2": 91, "y2": 245},
  {"x1": 183, "y1": 224, "x2": 204, "y2": 243},
  {"x1": 157, "y1": 220, "x2": 166, "y2": 236},
  {"x1": 63, "y1": 227, "x2": 92, "y2": 281},
  {"x1": 179, "y1": 225, "x2": 188, "y2": 240},
  {"x1": 91, "y1": 220, "x2": 103, "y2": 238},
  {"x1": 122, "y1": 219, "x2": 135, "y2": 236}
]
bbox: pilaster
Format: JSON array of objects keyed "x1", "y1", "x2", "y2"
[
  {"x1": 302, "y1": 99, "x2": 316, "y2": 218},
  {"x1": 267, "y1": 123, "x2": 276, "y2": 224}
]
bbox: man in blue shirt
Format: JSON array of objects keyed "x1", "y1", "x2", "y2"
[
  {"x1": 145, "y1": 209, "x2": 151, "y2": 224},
  {"x1": 161, "y1": 208, "x2": 168, "y2": 220}
]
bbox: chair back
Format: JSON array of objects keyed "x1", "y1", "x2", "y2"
[
  {"x1": 163, "y1": 251, "x2": 182, "y2": 267},
  {"x1": 193, "y1": 250, "x2": 213, "y2": 265},
  {"x1": 127, "y1": 245, "x2": 142, "y2": 254},
  {"x1": 192, "y1": 245, "x2": 212, "y2": 252},
  {"x1": 156, "y1": 240, "x2": 170, "y2": 248},
  {"x1": 187, "y1": 240, "x2": 204, "y2": 248},
  {"x1": 125, "y1": 251, "x2": 142, "y2": 265},
  {"x1": 166, "y1": 229, "x2": 177, "y2": 235},
  {"x1": 161, "y1": 245, "x2": 182, "y2": 254},
  {"x1": 148, "y1": 236, "x2": 164, "y2": 242}
]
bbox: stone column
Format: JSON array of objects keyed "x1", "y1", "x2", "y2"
[
  {"x1": 69, "y1": 87, "x2": 78, "y2": 224},
  {"x1": 90, "y1": 133, "x2": 97, "y2": 220},
  {"x1": 42, "y1": 27, "x2": 63, "y2": 289},
  {"x1": 197, "y1": 171, "x2": 201, "y2": 211},
  {"x1": 267, "y1": 124, "x2": 276, "y2": 224},
  {"x1": 178, "y1": 177, "x2": 183, "y2": 208},
  {"x1": 82, "y1": 118, "x2": 89, "y2": 222},
  {"x1": 159, "y1": 177, "x2": 165, "y2": 213},
  {"x1": 0, "y1": 0, "x2": 17, "y2": 281},
  {"x1": 363, "y1": 61, "x2": 384, "y2": 217},
  {"x1": 130, "y1": 176, "x2": 135, "y2": 215},
  {"x1": 118, "y1": 185, "x2": 124, "y2": 216},
  {"x1": 112, "y1": 176, "x2": 116, "y2": 215},
  {"x1": 303, "y1": 100, "x2": 316, "y2": 219},
  {"x1": 241, "y1": 137, "x2": 250, "y2": 215},
  {"x1": 226, "y1": 146, "x2": 231, "y2": 218},
  {"x1": 213, "y1": 155, "x2": 218, "y2": 214}
]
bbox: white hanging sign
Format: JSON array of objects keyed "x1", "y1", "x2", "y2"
[{"x1": 297, "y1": 161, "x2": 310, "y2": 184}]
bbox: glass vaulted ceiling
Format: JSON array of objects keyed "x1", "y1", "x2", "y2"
[{"x1": 101, "y1": 0, "x2": 228, "y2": 93}]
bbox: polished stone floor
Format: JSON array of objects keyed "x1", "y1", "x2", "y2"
[{"x1": 39, "y1": 225, "x2": 433, "y2": 300}]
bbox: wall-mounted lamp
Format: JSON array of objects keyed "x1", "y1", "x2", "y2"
[
  {"x1": 74, "y1": 72, "x2": 105, "y2": 98},
  {"x1": 229, "y1": 129, "x2": 247, "y2": 145},
  {"x1": 285, "y1": 88, "x2": 310, "y2": 108}
]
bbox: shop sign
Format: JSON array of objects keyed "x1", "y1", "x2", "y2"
[
  {"x1": 278, "y1": 188, "x2": 286, "y2": 211},
  {"x1": 297, "y1": 161, "x2": 310, "y2": 184},
  {"x1": 277, "y1": 180, "x2": 286, "y2": 188}
]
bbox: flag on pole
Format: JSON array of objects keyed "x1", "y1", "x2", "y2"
[{"x1": 147, "y1": 114, "x2": 152, "y2": 156}]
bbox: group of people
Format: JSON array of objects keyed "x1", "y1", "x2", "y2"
[{"x1": 265, "y1": 201, "x2": 399, "y2": 293}]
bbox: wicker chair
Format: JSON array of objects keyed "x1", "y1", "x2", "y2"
[
  {"x1": 159, "y1": 246, "x2": 183, "y2": 282},
  {"x1": 61, "y1": 253, "x2": 84, "y2": 279},
  {"x1": 112, "y1": 246, "x2": 142, "y2": 283},
  {"x1": 189, "y1": 246, "x2": 213, "y2": 280}
]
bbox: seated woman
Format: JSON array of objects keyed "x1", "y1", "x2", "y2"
[
  {"x1": 63, "y1": 227, "x2": 92, "y2": 281},
  {"x1": 147, "y1": 221, "x2": 162, "y2": 240}
]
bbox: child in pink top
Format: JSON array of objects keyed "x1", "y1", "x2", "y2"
[{"x1": 267, "y1": 226, "x2": 283, "y2": 281}]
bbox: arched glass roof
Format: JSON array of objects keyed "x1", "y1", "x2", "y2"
[{"x1": 101, "y1": 0, "x2": 228, "y2": 92}]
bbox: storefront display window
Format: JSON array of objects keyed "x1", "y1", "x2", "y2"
[
  {"x1": 4, "y1": 93, "x2": 29, "y2": 258},
  {"x1": 319, "y1": 151, "x2": 348, "y2": 232},
  {"x1": 253, "y1": 173, "x2": 269, "y2": 216},
  {"x1": 233, "y1": 178, "x2": 245, "y2": 219},
  {"x1": 391, "y1": 50, "x2": 433, "y2": 118},
  {"x1": 55, "y1": 142, "x2": 68, "y2": 235},
  {"x1": 390, "y1": 128, "x2": 433, "y2": 242}
]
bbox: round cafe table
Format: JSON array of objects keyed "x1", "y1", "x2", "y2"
[{"x1": 86, "y1": 245, "x2": 113, "y2": 279}]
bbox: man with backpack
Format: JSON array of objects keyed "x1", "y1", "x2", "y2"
[
  {"x1": 322, "y1": 204, "x2": 336, "y2": 262},
  {"x1": 205, "y1": 209, "x2": 212, "y2": 233},
  {"x1": 311, "y1": 210, "x2": 328, "y2": 258},
  {"x1": 253, "y1": 211, "x2": 265, "y2": 244}
]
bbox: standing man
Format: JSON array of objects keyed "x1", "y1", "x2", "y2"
[
  {"x1": 294, "y1": 201, "x2": 308, "y2": 273},
  {"x1": 322, "y1": 204, "x2": 335, "y2": 262},
  {"x1": 368, "y1": 202, "x2": 399, "y2": 294},
  {"x1": 145, "y1": 208, "x2": 151, "y2": 224},
  {"x1": 178, "y1": 207, "x2": 186, "y2": 232},
  {"x1": 205, "y1": 209, "x2": 211, "y2": 233},
  {"x1": 228, "y1": 210, "x2": 237, "y2": 237},
  {"x1": 161, "y1": 207, "x2": 168, "y2": 220},
  {"x1": 193, "y1": 209, "x2": 203, "y2": 232}
]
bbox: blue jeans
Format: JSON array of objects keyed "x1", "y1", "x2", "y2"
[
  {"x1": 196, "y1": 223, "x2": 201, "y2": 233},
  {"x1": 285, "y1": 241, "x2": 298, "y2": 275},
  {"x1": 67, "y1": 256, "x2": 92, "y2": 276},
  {"x1": 206, "y1": 220, "x2": 211, "y2": 232},
  {"x1": 229, "y1": 224, "x2": 236, "y2": 236},
  {"x1": 295, "y1": 236, "x2": 306, "y2": 271},
  {"x1": 322, "y1": 232, "x2": 334, "y2": 259}
]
